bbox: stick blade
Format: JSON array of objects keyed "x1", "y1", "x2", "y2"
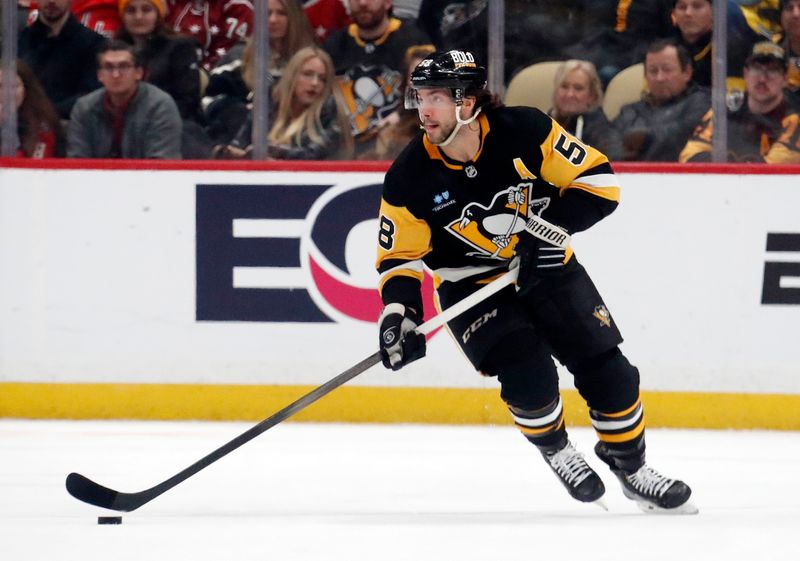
[{"x1": 66, "y1": 472, "x2": 123, "y2": 511}]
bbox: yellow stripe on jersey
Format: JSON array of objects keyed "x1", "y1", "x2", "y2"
[
  {"x1": 539, "y1": 118, "x2": 619, "y2": 200},
  {"x1": 376, "y1": 199, "x2": 432, "y2": 291}
]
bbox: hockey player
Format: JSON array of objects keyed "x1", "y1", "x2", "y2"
[{"x1": 375, "y1": 49, "x2": 696, "y2": 513}]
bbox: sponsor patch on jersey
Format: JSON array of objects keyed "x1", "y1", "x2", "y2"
[{"x1": 432, "y1": 191, "x2": 456, "y2": 211}]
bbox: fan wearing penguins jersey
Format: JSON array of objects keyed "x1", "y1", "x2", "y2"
[{"x1": 375, "y1": 49, "x2": 697, "y2": 514}]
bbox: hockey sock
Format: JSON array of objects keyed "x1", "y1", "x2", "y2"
[
  {"x1": 508, "y1": 396, "x2": 568, "y2": 450},
  {"x1": 591, "y1": 399, "x2": 646, "y2": 472}
]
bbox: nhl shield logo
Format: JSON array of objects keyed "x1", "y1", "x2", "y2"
[
  {"x1": 465, "y1": 165, "x2": 477, "y2": 178},
  {"x1": 593, "y1": 305, "x2": 612, "y2": 327}
]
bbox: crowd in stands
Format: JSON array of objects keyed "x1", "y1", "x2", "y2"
[{"x1": 2, "y1": 0, "x2": 800, "y2": 162}]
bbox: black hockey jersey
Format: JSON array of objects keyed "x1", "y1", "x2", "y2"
[
  {"x1": 376, "y1": 106, "x2": 621, "y2": 308},
  {"x1": 324, "y1": 18, "x2": 433, "y2": 137}
]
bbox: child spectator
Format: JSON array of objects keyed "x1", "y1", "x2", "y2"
[
  {"x1": 67, "y1": 40, "x2": 182, "y2": 158},
  {"x1": 166, "y1": 0, "x2": 254, "y2": 70},
  {"x1": 215, "y1": 46, "x2": 353, "y2": 159},
  {"x1": 0, "y1": 60, "x2": 65, "y2": 158}
]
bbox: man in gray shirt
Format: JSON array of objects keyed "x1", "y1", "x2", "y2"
[
  {"x1": 607, "y1": 38, "x2": 710, "y2": 162},
  {"x1": 68, "y1": 40, "x2": 182, "y2": 159}
]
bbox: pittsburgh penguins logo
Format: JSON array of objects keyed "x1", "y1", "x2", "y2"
[
  {"x1": 336, "y1": 63, "x2": 403, "y2": 136},
  {"x1": 446, "y1": 183, "x2": 550, "y2": 259}
]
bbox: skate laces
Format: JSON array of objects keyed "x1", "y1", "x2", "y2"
[
  {"x1": 546, "y1": 443, "x2": 592, "y2": 486},
  {"x1": 625, "y1": 465, "x2": 674, "y2": 498}
]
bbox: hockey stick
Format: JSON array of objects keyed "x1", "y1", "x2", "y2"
[{"x1": 66, "y1": 267, "x2": 519, "y2": 513}]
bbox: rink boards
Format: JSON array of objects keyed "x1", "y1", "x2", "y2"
[{"x1": 0, "y1": 160, "x2": 798, "y2": 429}]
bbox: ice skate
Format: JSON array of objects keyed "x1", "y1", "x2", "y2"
[
  {"x1": 542, "y1": 441, "x2": 606, "y2": 507},
  {"x1": 595, "y1": 443, "x2": 698, "y2": 514}
]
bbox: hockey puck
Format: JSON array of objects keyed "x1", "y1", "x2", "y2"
[{"x1": 97, "y1": 516, "x2": 122, "y2": 525}]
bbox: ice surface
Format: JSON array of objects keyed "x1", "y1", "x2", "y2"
[{"x1": 1, "y1": 420, "x2": 797, "y2": 561}]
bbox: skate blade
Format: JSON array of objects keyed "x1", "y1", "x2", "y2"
[
  {"x1": 634, "y1": 499, "x2": 699, "y2": 515},
  {"x1": 592, "y1": 498, "x2": 609, "y2": 511}
]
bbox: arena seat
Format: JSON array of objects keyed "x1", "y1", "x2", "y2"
[
  {"x1": 602, "y1": 63, "x2": 645, "y2": 120},
  {"x1": 504, "y1": 61, "x2": 564, "y2": 112}
]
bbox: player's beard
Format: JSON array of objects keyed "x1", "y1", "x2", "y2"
[{"x1": 424, "y1": 120, "x2": 457, "y2": 145}]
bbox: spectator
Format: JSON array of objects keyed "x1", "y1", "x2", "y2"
[
  {"x1": 547, "y1": 59, "x2": 613, "y2": 156},
  {"x1": 607, "y1": 38, "x2": 710, "y2": 161},
  {"x1": 302, "y1": 0, "x2": 351, "y2": 43},
  {"x1": 0, "y1": 60, "x2": 65, "y2": 158},
  {"x1": 417, "y1": 0, "x2": 490, "y2": 52},
  {"x1": 73, "y1": 0, "x2": 122, "y2": 37},
  {"x1": 215, "y1": 46, "x2": 353, "y2": 159},
  {"x1": 166, "y1": 0, "x2": 254, "y2": 71},
  {"x1": 201, "y1": 40, "x2": 255, "y2": 144},
  {"x1": 116, "y1": 0, "x2": 213, "y2": 157},
  {"x1": 671, "y1": 0, "x2": 761, "y2": 89},
  {"x1": 671, "y1": 0, "x2": 715, "y2": 87},
  {"x1": 264, "y1": 0, "x2": 316, "y2": 79},
  {"x1": 564, "y1": 0, "x2": 674, "y2": 86},
  {"x1": 324, "y1": 0, "x2": 433, "y2": 156},
  {"x1": 778, "y1": 0, "x2": 800, "y2": 98},
  {"x1": 117, "y1": 0, "x2": 201, "y2": 120},
  {"x1": 366, "y1": 44, "x2": 436, "y2": 160},
  {"x1": 67, "y1": 40, "x2": 182, "y2": 158},
  {"x1": 202, "y1": 0, "x2": 315, "y2": 145},
  {"x1": 18, "y1": 0, "x2": 107, "y2": 119},
  {"x1": 679, "y1": 41, "x2": 800, "y2": 162},
  {"x1": 17, "y1": 1, "x2": 35, "y2": 34}
]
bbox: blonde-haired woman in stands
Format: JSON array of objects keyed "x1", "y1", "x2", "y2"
[
  {"x1": 218, "y1": 46, "x2": 353, "y2": 160},
  {"x1": 548, "y1": 59, "x2": 612, "y2": 155}
]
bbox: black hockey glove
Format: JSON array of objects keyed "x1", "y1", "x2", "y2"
[
  {"x1": 378, "y1": 303, "x2": 426, "y2": 371},
  {"x1": 514, "y1": 233, "x2": 567, "y2": 296}
]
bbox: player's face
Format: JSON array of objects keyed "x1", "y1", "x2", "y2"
[
  {"x1": 416, "y1": 88, "x2": 457, "y2": 144},
  {"x1": 350, "y1": 0, "x2": 391, "y2": 31},
  {"x1": 122, "y1": 0, "x2": 160, "y2": 38},
  {"x1": 293, "y1": 56, "x2": 327, "y2": 109},
  {"x1": 554, "y1": 69, "x2": 595, "y2": 117},
  {"x1": 673, "y1": 0, "x2": 712, "y2": 43},
  {"x1": 38, "y1": 0, "x2": 71, "y2": 25},
  {"x1": 268, "y1": 0, "x2": 289, "y2": 41},
  {"x1": 645, "y1": 46, "x2": 692, "y2": 104},
  {"x1": 744, "y1": 62, "x2": 786, "y2": 107},
  {"x1": 782, "y1": 0, "x2": 800, "y2": 37},
  {"x1": 97, "y1": 51, "x2": 143, "y2": 98}
]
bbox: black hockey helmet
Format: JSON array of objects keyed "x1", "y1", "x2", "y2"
[{"x1": 406, "y1": 49, "x2": 487, "y2": 108}]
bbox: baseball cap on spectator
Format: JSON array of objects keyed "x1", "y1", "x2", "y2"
[
  {"x1": 745, "y1": 42, "x2": 788, "y2": 68},
  {"x1": 118, "y1": 0, "x2": 166, "y2": 18}
]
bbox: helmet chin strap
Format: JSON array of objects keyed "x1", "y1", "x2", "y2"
[{"x1": 433, "y1": 104, "x2": 482, "y2": 147}]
